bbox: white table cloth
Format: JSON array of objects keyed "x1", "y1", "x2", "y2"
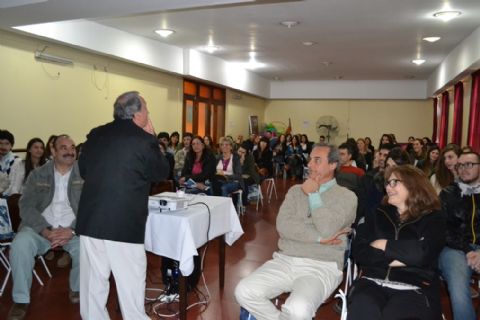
[{"x1": 144, "y1": 192, "x2": 244, "y2": 275}]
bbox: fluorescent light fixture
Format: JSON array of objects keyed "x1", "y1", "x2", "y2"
[
  {"x1": 34, "y1": 51, "x2": 73, "y2": 65},
  {"x1": 280, "y1": 21, "x2": 299, "y2": 28},
  {"x1": 423, "y1": 36, "x2": 441, "y2": 43},
  {"x1": 412, "y1": 59, "x2": 426, "y2": 65},
  {"x1": 302, "y1": 41, "x2": 317, "y2": 46},
  {"x1": 433, "y1": 11, "x2": 461, "y2": 22},
  {"x1": 154, "y1": 29, "x2": 175, "y2": 38}
]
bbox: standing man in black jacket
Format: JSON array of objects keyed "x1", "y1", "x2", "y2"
[{"x1": 76, "y1": 91, "x2": 169, "y2": 320}]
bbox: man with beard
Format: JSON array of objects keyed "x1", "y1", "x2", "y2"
[
  {"x1": 439, "y1": 151, "x2": 480, "y2": 320},
  {"x1": 7, "y1": 135, "x2": 82, "y2": 320}
]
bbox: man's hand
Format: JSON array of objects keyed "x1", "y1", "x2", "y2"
[
  {"x1": 143, "y1": 117, "x2": 156, "y2": 136},
  {"x1": 301, "y1": 178, "x2": 319, "y2": 195},
  {"x1": 320, "y1": 227, "x2": 352, "y2": 245},
  {"x1": 178, "y1": 177, "x2": 186, "y2": 185},
  {"x1": 42, "y1": 227, "x2": 74, "y2": 249},
  {"x1": 370, "y1": 239, "x2": 388, "y2": 251},
  {"x1": 467, "y1": 250, "x2": 480, "y2": 272}
]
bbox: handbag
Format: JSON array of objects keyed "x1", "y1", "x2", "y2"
[{"x1": 0, "y1": 198, "x2": 14, "y2": 240}]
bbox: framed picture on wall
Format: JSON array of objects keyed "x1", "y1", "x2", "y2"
[{"x1": 249, "y1": 115, "x2": 259, "y2": 135}]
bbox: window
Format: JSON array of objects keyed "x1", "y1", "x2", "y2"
[{"x1": 183, "y1": 80, "x2": 225, "y2": 144}]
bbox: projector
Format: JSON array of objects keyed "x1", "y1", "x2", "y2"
[{"x1": 149, "y1": 195, "x2": 188, "y2": 212}]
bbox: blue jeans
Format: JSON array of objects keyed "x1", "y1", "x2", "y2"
[
  {"x1": 10, "y1": 226, "x2": 80, "y2": 303},
  {"x1": 438, "y1": 246, "x2": 476, "y2": 320},
  {"x1": 240, "y1": 307, "x2": 256, "y2": 320}
]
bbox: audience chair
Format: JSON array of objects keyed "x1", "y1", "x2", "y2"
[
  {"x1": 264, "y1": 178, "x2": 277, "y2": 203},
  {"x1": 0, "y1": 194, "x2": 52, "y2": 296},
  {"x1": 255, "y1": 184, "x2": 264, "y2": 211},
  {"x1": 230, "y1": 189, "x2": 245, "y2": 216}
]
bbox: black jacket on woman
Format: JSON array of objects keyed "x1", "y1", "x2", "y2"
[
  {"x1": 253, "y1": 148, "x2": 273, "y2": 176},
  {"x1": 353, "y1": 204, "x2": 445, "y2": 289},
  {"x1": 181, "y1": 149, "x2": 216, "y2": 183}
]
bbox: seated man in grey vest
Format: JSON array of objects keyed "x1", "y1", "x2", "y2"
[{"x1": 7, "y1": 135, "x2": 82, "y2": 320}]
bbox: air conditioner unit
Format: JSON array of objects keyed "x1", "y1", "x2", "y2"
[{"x1": 34, "y1": 51, "x2": 73, "y2": 65}]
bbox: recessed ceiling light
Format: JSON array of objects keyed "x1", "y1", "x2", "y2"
[
  {"x1": 433, "y1": 11, "x2": 462, "y2": 22},
  {"x1": 321, "y1": 61, "x2": 332, "y2": 67},
  {"x1": 280, "y1": 21, "x2": 299, "y2": 28},
  {"x1": 154, "y1": 29, "x2": 175, "y2": 38},
  {"x1": 412, "y1": 59, "x2": 426, "y2": 65},
  {"x1": 202, "y1": 45, "x2": 220, "y2": 54},
  {"x1": 302, "y1": 41, "x2": 316, "y2": 46},
  {"x1": 244, "y1": 60, "x2": 266, "y2": 70},
  {"x1": 423, "y1": 36, "x2": 441, "y2": 43}
]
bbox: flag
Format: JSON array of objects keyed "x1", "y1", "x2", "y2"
[{"x1": 285, "y1": 118, "x2": 292, "y2": 135}]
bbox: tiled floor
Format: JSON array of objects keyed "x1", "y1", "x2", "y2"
[{"x1": 0, "y1": 178, "x2": 470, "y2": 319}]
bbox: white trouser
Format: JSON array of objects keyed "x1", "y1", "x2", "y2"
[
  {"x1": 235, "y1": 252, "x2": 342, "y2": 320},
  {"x1": 80, "y1": 235, "x2": 150, "y2": 320}
]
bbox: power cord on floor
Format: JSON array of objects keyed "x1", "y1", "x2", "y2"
[{"x1": 147, "y1": 242, "x2": 211, "y2": 318}]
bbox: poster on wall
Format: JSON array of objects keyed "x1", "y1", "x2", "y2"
[{"x1": 249, "y1": 115, "x2": 259, "y2": 135}]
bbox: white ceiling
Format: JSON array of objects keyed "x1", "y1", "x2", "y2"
[{"x1": 2, "y1": 0, "x2": 480, "y2": 83}]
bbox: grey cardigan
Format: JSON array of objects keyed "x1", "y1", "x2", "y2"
[
  {"x1": 276, "y1": 182, "x2": 357, "y2": 270},
  {"x1": 19, "y1": 161, "x2": 83, "y2": 233}
]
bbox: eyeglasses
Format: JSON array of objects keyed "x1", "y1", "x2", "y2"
[
  {"x1": 455, "y1": 162, "x2": 480, "y2": 170},
  {"x1": 384, "y1": 179, "x2": 403, "y2": 188}
]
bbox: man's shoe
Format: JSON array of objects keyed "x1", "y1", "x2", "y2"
[
  {"x1": 69, "y1": 290, "x2": 80, "y2": 304},
  {"x1": 471, "y1": 287, "x2": 479, "y2": 299},
  {"x1": 44, "y1": 250, "x2": 55, "y2": 261},
  {"x1": 57, "y1": 252, "x2": 71, "y2": 268},
  {"x1": 7, "y1": 303, "x2": 29, "y2": 320}
]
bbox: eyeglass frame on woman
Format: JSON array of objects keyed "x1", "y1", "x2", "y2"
[
  {"x1": 455, "y1": 162, "x2": 480, "y2": 170},
  {"x1": 384, "y1": 178, "x2": 403, "y2": 188}
]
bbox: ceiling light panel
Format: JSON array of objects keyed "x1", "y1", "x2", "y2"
[{"x1": 433, "y1": 11, "x2": 462, "y2": 22}]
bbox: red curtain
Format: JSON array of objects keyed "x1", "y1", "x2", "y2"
[
  {"x1": 438, "y1": 91, "x2": 450, "y2": 149},
  {"x1": 468, "y1": 70, "x2": 480, "y2": 152},
  {"x1": 451, "y1": 82, "x2": 464, "y2": 145},
  {"x1": 432, "y1": 97, "x2": 438, "y2": 143}
]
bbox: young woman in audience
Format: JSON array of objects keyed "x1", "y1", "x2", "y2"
[
  {"x1": 253, "y1": 137, "x2": 273, "y2": 178},
  {"x1": 5, "y1": 137, "x2": 46, "y2": 195},
  {"x1": 409, "y1": 138, "x2": 426, "y2": 166},
  {"x1": 365, "y1": 136, "x2": 375, "y2": 154},
  {"x1": 213, "y1": 137, "x2": 243, "y2": 197},
  {"x1": 357, "y1": 138, "x2": 373, "y2": 171},
  {"x1": 44, "y1": 134, "x2": 57, "y2": 160},
  {"x1": 430, "y1": 144, "x2": 461, "y2": 194},
  {"x1": 417, "y1": 145, "x2": 440, "y2": 178},
  {"x1": 348, "y1": 165, "x2": 445, "y2": 320},
  {"x1": 168, "y1": 131, "x2": 180, "y2": 154},
  {"x1": 203, "y1": 135, "x2": 217, "y2": 154},
  {"x1": 299, "y1": 134, "x2": 311, "y2": 159},
  {"x1": 158, "y1": 141, "x2": 175, "y2": 180},
  {"x1": 237, "y1": 143, "x2": 260, "y2": 203},
  {"x1": 378, "y1": 133, "x2": 394, "y2": 149},
  {"x1": 272, "y1": 134, "x2": 287, "y2": 177},
  {"x1": 284, "y1": 134, "x2": 304, "y2": 180},
  {"x1": 178, "y1": 136, "x2": 216, "y2": 194},
  {"x1": 285, "y1": 133, "x2": 293, "y2": 147}
]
